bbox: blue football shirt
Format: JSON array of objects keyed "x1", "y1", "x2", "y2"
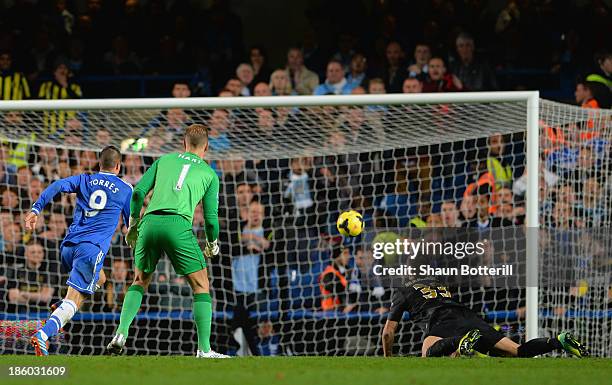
[{"x1": 32, "y1": 172, "x2": 133, "y2": 253}]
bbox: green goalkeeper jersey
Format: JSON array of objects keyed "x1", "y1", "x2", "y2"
[{"x1": 130, "y1": 152, "x2": 220, "y2": 242}]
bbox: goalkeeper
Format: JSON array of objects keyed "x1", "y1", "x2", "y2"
[
  {"x1": 382, "y1": 277, "x2": 589, "y2": 358},
  {"x1": 106, "y1": 124, "x2": 229, "y2": 358}
]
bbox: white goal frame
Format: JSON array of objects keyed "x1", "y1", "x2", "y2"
[{"x1": 0, "y1": 90, "x2": 541, "y2": 342}]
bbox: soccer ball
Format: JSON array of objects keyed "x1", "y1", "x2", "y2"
[{"x1": 336, "y1": 210, "x2": 364, "y2": 237}]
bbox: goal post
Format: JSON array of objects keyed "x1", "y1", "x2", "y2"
[
  {"x1": 2, "y1": 91, "x2": 611, "y2": 357},
  {"x1": 525, "y1": 92, "x2": 540, "y2": 342}
]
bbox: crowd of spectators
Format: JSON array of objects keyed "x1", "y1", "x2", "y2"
[
  {"x1": 0, "y1": 1, "x2": 610, "y2": 99},
  {"x1": 0, "y1": 0, "x2": 611, "y2": 356}
]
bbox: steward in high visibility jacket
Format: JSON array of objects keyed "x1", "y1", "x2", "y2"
[{"x1": 319, "y1": 246, "x2": 350, "y2": 311}]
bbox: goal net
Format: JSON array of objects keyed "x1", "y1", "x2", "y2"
[{"x1": 0, "y1": 94, "x2": 610, "y2": 357}]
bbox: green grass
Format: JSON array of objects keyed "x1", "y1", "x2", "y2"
[{"x1": 0, "y1": 356, "x2": 610, "y2": 385}]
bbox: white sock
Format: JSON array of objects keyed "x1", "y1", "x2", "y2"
[{"x1": 52, "y1": 299, "x2": 78, "y2": 329}]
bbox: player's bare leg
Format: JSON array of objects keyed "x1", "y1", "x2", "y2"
[
  {"x1": 107, "y1": 268, "x2": 153, "y2": 355},
  {"x1": 421, "y1": 336, "x2": 442, "y2": 357},
  {"x1": 186, "y1": 268, "x2": 229, "y2": 358},
  {"x1": 32, "y1": 287, "x2": 86, "y2": 356}
]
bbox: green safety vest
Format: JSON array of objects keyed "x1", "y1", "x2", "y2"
[
  {"x1": 409, "y1": 217, "x2": 427, "y2": 228},
  {"x1": 486, "y1": 157, "x2": 512, "y2": 188},
  {"x1": 5, "y1": 133, "x2": 36, "y2": 168},
  {"x1": 586, "y1": 74, "x2": 612, "y2": 90}
]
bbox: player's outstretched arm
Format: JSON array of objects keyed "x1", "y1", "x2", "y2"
[
  {"x1": 382, "y1": 320, "x2": 398, "y2": 357},
  {"x1": 26, "y1": 175, "x2": 81, "y2": 231},
  {"x1": 202, "y1": 175, "x2": 220, "y2": 257},
  {"x1": 126, "y1": 160, "x2": 158, "y2": 248},
  {"x1": 129, "y1": 159, "x2": 159, "y2": 220}
]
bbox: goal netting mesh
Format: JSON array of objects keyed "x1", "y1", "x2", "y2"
[{"x1": 0, "y1": 96, "x2": 610, "y2": 357}]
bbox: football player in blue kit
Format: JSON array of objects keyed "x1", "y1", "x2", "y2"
[{"x1": 24, "y1": 146, "x2": 132, "y2": 356}]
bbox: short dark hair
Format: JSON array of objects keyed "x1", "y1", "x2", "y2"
[
  {"x1": 99, "y1": 145, "x2": 122, "y2": 170},
  {"x1": 185, "y1": 124, "x2": 209, "y2": 148}
]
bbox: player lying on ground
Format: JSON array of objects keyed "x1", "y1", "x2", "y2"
[
  {"x1": 106, "y1": 124, "x2": 228, "y2": 358},
  {"x1": 26, "y1": 146, "x2": 132, "y2": 356},
  {"x1": 382, "y1": 277, "x2": 589, "y2": 358}
]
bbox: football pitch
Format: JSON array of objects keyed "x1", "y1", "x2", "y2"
[{"x1": 0, "y1": 356, "x2": 610, "y2": 385}]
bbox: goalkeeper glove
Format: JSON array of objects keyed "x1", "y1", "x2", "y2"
[
  {"x1": 125, "y1": 217, "x2": 140, "y2": 248},
  {"x1": 204, "y1": 239, "x2": 219, "y2": 258}
]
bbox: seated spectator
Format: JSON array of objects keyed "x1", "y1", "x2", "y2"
[
  {"x1": 249, "y1": 46, "x2": 272, "y2": 87},
  {"x1": 95, "y1": 128, "x2": 112, "y2": 147},
  {"x1": 235, "y1": 182, "x2": 254, "y2": 222},
  {"x1": 313, "y1": 60, "x2": 355, "y2": 95},
  {"x1": 257, "y1": 321, "x2": 280, "y2": 356},
  {"x1": 552, "y1": 201, "x2": 573, "y2": 229},
  {"x1": 6, "y1": 240, "x2": 56, "y2": 312},
  {"x1": 579, "y1": 177, "x2": 608, "y2": 227},
  {"x1": 76, "y1": 150, "x2": 98, "y2": 174},
  {"x1": 146, "y1": 107, "x2": 192, "y2": 138},
  {"x1": 426, "y1": 213, "x2": 443, "y2": 227},
  {"x1": 352, "y1": 248, "x2": 386, "y2": 313},
  {"x1": 422, "y1": 57, "x2": 463, "y2": 92},
  {"x1": 402, "y1": 77, "x2": 423, "y2": 93},
  {"x1": 38, "y1": 211, "x2": 68, "y2": 257},
  {"x1": 15, "y1": 166, "x2": 32, "y2": 198},
  {"x1": 218, "y1": 88, "x2": 235, "y2": 98},
  {"x1": 284, "y1": 157, "x2": 314, "y2": 218},
  {"x1": 495, "y1": 187, "x2": 524, "y2": 224},
  {"x1": 123, "y1": 153, "x2": 144, "y2": 186},
  {"x1": 0, "y1": 142, "x2": 17, "y2": 185},
  {"x1": 407, "y1": 43, "x2": 431, "y2": 80},
  {"x1": 38, "y1": 60, "x2": 83, "y2": 136},
  {"x1": 1, "y1": 221, "x2": 24, "y2": 263},
  {"x1": 319, "y1": 245, "x2": 352, "y2": 312},
  {"x1": 285, "y1": 47, "x2": 319, "y2": 95},
  {"x1": 346, "y1": 53, "x2": 368, "y2": 89},
  {"x1": 63, "y1": 118, "x2": 85, "y2": 146},
  {"x1": 269, "y1": 69, "x2": 295, "y2": 96},
  {"x1": 224, "y1": 77, "x2": 243, "y2": 97},
  {"x1": 440, "y1": 200, "x2": 462, "y2": 227},
  {"x1": 381, "y1": 41, "x2": 407, "y2": 93},
  {"x1": 474, "y1": 185, "x2": 513, "y2": 228},
  {"x1": 236, "y1": 63, "x2": 255, "y2": 96},
  {"x1": 1, "y1": 187, "x2": 20, "y2": 211},
  {"x1": 171, "y1": 82, "x2": 191, "y2": 99},
  {"x1": 27, "y1": 178, "x2": 44, "y2": 209},
  {"x1": 31, "y1": 146, "x2": 60, "y2": 183},
  {"x1": 253, "y1": 82, "x2": 272, "y2": 96},
  {"x1": 208, "y1": 109, "x2": 232, "y2": 153},
  {"x1": 368, "y1": 78, "x2": 386, "y2": 94},
  {"x1": 104, "y1": 259, "x2": 130, "y2": 312},
  {"x1": 459, "y1": 194, "x2": 477, "y2": 227},
  {"x1": 0, "y1": 51, "x2": 31, "y2": 100},
  {"x1": 351, "y1": 86, "x2": 366, "y2": 95},
  {"x1": 450, "y1": 33, "x2": 498, "y2": 91}
]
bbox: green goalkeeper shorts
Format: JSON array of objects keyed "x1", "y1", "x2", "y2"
[{"x1": 134, "y1": 213, "x2": 206, "y2": 276}]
